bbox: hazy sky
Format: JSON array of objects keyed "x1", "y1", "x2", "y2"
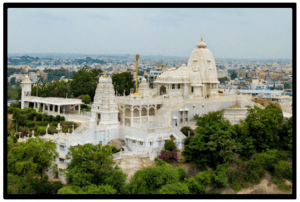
[{"x1": 8, "y1": 8, "x2": 292, "y2": 59}]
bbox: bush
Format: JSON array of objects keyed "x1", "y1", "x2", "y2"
[
  {"x1": 273, "y1": 160, "x2": 292, "y2": 180},
  {"x1": 8, "y1": 107, "x2": 15, "y2": 114},
  {"x1": 42, "y1": 113, "x2": 48, "y2": 121},
  {"x1": 48, "y1": 115, "x2": 54, "y2": 122},
  {"x1": 54, "y1": 115, "x2": 61, "y2": 122},
  {"x1": 26, "y1": 121, "x2": 35, "y2": 128},
  {"x1": 175, "y1": 166, "x2": 187, "y2": 182},
  {"x1": 28, "y1": 112, "x2": 37, "y2": 120},
  {"x1": 111, "y1": 146, "x2": 120, "y2": 154},
  {"x1": 39, "y1": 121, "x2": 48, "y2": 126},
  {"x1": 164, "y1": 140, "x2": 176, "y2": 151},
  {"x1": 159, "y1": 150, "x2": 178, "y2": 162},
  {"x1": 13, "y1": 136, "x2": 17, "y2": 143},
  {"x1": 36, "y1": 114, "x2": 42, "y2": 121},
  {"x1": 82, "y1": 94, "x2": 91, "y2": 104},
  {"x1": 37, "y1": 126, "x2": 46, "y2": 135},
  {"x1": 158, "y1": 182, "x2": 190, "y2": 194},
  {"x1": 52, "y1": 122, "x2": 58, "y2": 127},
  {"x1": 60, "y1": 116, "x2": 65, "y2": 122},
  {"x1": 180, "y1": 126, "x2": 194, "y2": 136},
  {"x1": 185, "y1": 177, "x2": 207, "y2": 194}
]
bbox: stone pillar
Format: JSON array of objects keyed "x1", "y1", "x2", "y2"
[
  {"x1": 37, "y1": 103, "x2": 40, "y2": 111},
  {"x1": 52, "y1": 105, "x2": 55, "y2": 112},
  {"x1": 154, "y1": 104, "x2": 157, "y2": 115},
  {"x1": 58, "y1": 105, "x2": 60, "y2": 114},
  {"x1": 139, "y1": 108, "x2": 142, "y2": 125},
  {"x1": 130, "y1": 108, "x2": 133, "y2": 127},
  {"x1": 78, "y1": 104, "x2": 81, "y2": 115},
  {"x1": 122, "y1": 109, "x2": 125, "y2": 126}
]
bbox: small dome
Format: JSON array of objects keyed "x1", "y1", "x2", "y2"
[{"x1": 196, "y1": 37, "x2": 207, "y2": 49}]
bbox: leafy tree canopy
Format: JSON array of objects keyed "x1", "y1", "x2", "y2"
[
  {"x1": 121, "y1": 159, "x2": 186, "y2": 194},
  {"x1": 57, "y1": 184, "x2": 117, "y2": 194},
  {"x1": 65, "y1": 143, "x2": 126, "y2": 192},
  {"x1": 111, "y1": 72, "x2": 135, "y2": 96},
  {"x1": 183, "y1": 111, "x2": 242, "y2": 170},
  {"x1": 7, "y1": 137, "x2": 58, "y2": 178},
  {"x1": 234, "y1": 104, "x2": 286, "y2": 158},
  {"x1": 70, "y1": 65, "x2": 102, "y2": 101},
  {"x1": 82, "y1": 94, "x2": 91, "y2": 104}
]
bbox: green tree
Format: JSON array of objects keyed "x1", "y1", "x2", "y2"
[
  {"x1": 236, "y1": 104, "x2": 285, "y2": 157},
  {"x1": 164, "y1": 140, "x2": 176, "y2": 151},
  {"x1": 82, "y1": 94, "x2": 91, "y2": 104},
  {"x1": 70, "y1": 66, "x2": 102, "y2": 101},
  {"x1": 122, "y1": 159, "x2": 182, "y2": 194},
  {"x1": 158, "y1": 182, "x2": 190, "y2": 194},
  {"x1": 57, "y1": 184, "x2": 117, "y2": 194},
  {"x1": 180, "y1": 126, "x2": 194, "y2": 136},
  {"x1": 65, "y1": 143, "x2": 126, "y2": 192},
  {"x1": 7, "y1": 137, "x2": 58, "y2": 178},
  {"x1": 111, "y1": 72, "x2": 135, "y2": 95},
  {"x1": 183, "y1": 111, "x2": 241, "y2": 169}
]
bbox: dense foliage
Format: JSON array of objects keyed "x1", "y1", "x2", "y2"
[
  {"x1": 81, "y1": 94, "x2": 91, "y2": 104},
  {"x1": 233, "y1": 104, "x2": 291, "y2": 158},
  {"x1": 44, "y1": 69, "x2": 76, "y2": 81},
  {"x1": 8, "y1": 106, "x2": 78, "y2": 136},
  {"x1": 111, "y1": 72, "x2": 136, "y2": 95},
  {"x1": 31, "y1": 80, "x2": 71, "y2": 98},
  {"x1": 62, "y1": 143, "x2": 126, "y2": 193},
  {"x1": 180, "y1": 126, "x2": 194, "y2": 137},
  {"x1": 183, "y1": 111, "x2": 242, "y2": 170},
  {"x1": 7, "y1": 137, "x2": 62, "y2": 194},
  {"x1": 70, "y1": 65, "x2": 102, "y2": 101}
]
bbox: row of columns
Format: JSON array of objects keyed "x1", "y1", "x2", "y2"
[
  {"x1": 32, "y1": 102, "x2": 81, "y2": 115},
  {"x1": 122, "y1": 104, "x2": 157, "y2": 126}
]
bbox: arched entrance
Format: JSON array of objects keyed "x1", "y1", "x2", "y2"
[{"x1": 160, "y1": 85, "x2": 166, "y2": 95}]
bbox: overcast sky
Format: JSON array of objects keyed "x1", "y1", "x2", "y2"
[{"x1": 8, "y1": 8, "x2": 292, "y2": 59}]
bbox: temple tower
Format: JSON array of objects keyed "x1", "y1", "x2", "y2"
[
  {"x1": 91, "y1": 75, "x2": 119, "y2": 125},
  {"x1": 21, "y1": 75, "x2": 32, "y2": 109}
]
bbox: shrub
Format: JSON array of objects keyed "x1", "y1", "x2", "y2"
[
  {"x1": 29, "y1": 133, "x2": 32, "y2": 138},
  {"x1": 36, "y1": 114, "x2": 42, "y2": 121},
  {"x1": 159, "y1": 150, "x2": 178, "y2": 162},
  {"x1": 26, "y1": 121, "x2": 34, "y2": 128},
  {"x1": 13, "y1": 136, "x2": 17, "y2": 143},
  {"x1": 175, "y1": 166, "x2": 187, "y2": 182},
  {"x1": 111, "y1": 146, "x2": 120, "y2": 154},
  {"x1": 214, "y1": 189, "x2": 221, "y2": 194},
  {"x1": 185, "y1": 177, "x2": 207, "y2": 194},
  {"x1": 158, "y1": 182, "x2": 190, "y2": 194},
  {"x1": 48, "y1": 115, "x2": 54, "y2": 122},
  {"x1": 180, "y1": 126, "x2": 194, "y2": 136},
  {"x1": 37, "y1": 126, "x2": 46, "y2": 135},
  {"x1": 164, "y1": 140, "x2": 176, "y2": 151},
  {"x1": 28, "y1": 112, "x2": 37, "y2": 120},
  {"x1": 39, "y1": 121, "x2": 48, "y2": 126},
  {"x1": 278, "y1": 183, "x2": 290, "y2": 191},
  {"x1": 52, "y1": 122, "x2": 58, "y2": 127},
  {"x1": 42, "y1": 113, "x2": 48, "y2": 121},
  {"x1": 8, "y1": 107, "x2": 15, "y2": 114},
  {"x1": 273, "y1": 160, "x2": 292, "y2": 180},
  {"x1": 82, "y1": 94, "x2": 91, "y2": 104},
  {"x1": 55, "y1": 115, "x2": 61, "y2": 122},
  {"x1": 16, "y1": 134, "x2": 19, "y2": 139},
  {"x1": 60, "y1": 116, "x2": 65, "y2": 122}
]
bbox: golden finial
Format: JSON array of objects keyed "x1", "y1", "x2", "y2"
[
  {"x1": 201, "y1": 37, "x2": 203, "y2": 42},
  {"x1": 134, "y1": 53, "x2": 140, "y2": 95}
]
